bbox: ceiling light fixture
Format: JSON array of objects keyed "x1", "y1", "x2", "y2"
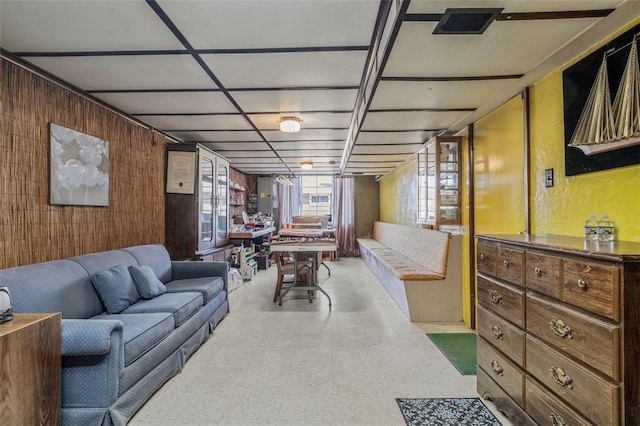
[
  {"x1": 275, "y1": 175, "x2": 293, "y2": 185},
  {"x1": 279, "y1": 116, "x2": 302, "y2": 133},
  {"x1": 300, "y1": 160, "x2": 313, "y2": 170}
]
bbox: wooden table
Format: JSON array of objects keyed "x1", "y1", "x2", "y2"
[
  {"x1": 270, "y1": 240, "x2": 337, "y2": 309},
  {"x1": 0, "y1": 313, "x2": 61, "y2": 426}
]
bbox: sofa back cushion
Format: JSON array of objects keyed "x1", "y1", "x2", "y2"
[
  {"x1": 91, "y1": 264, "x2": 140, "y2": 314},
  {"x1": 70, "y1": 249, "x2": 138, "y2": 275},
  {"x1": 129, "y1": 265, "x2": 167, "y2": 299},
  {"x1": 122, "y1": 244, "x2": 172, "y2": 283},
  {"x1": 0, "y1": 260, "x2": 103, "y2": 318}
]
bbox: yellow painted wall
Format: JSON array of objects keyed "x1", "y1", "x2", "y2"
[
  {"x1": 379, "y1": 158, "x2": 418, "y2": 226},
  {"x1": 529, "y1": 19, "x2": 640, "y2": 242},
  {"x1": 473, "y1": 96, "x2": 526, "y2": 235}
]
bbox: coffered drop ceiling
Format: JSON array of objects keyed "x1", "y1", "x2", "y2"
[{"x1": 1, "y1": 0, "x2": 638, "y2": 176}]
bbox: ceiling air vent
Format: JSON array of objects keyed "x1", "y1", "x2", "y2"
[{"x1": 433, "y1": 8, "x2": 503, "y2": 35}]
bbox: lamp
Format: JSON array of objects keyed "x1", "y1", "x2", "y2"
[
  {"x1": 300, "y1": 160, "x2": 313, "y2": 170},
  {"x1": 278, "y1": 116, "x2": 302, "y2": 133},
  {"x1": 275, "y1": 175, "x2": 293, "y2": 185}
]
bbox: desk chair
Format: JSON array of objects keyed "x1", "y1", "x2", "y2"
[{"x1": 273, "y1": 252, "x2": 313, "y2": 303}]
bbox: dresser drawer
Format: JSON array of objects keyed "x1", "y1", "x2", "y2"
[
  {"x1": 496, "y1": 246, "x2": 525, "y2": 286},
  {"x1": 478, "y1": 275, "x2": 525, "y2": 328},
  {"x1": 526, "y1": 251, "x2": 562, "y2": 298},
  {"x1": 477, "y1": 242, "x2": 497, "y2": 276},
  {"x1": 477, "y1": 305, "x2": 525, "y2": 366},
  {"x1": 563, "y1": 259, "x2": 619, "y2": 321},
  {"x1": 526, "y1": 293, "x2": 620, "y2": 380},
  {"x1": 477, "y1": 337, "x2": 524, "y2": 406},
  {"x1": 477, "y1": 368, "x2": 534, "y2": 426},
  {"x1": 526, "y1": 335, "x2": 620, "y2": 426},
  {"x1": 525, "y1": 376, "x2": 593, "y2": 426}
]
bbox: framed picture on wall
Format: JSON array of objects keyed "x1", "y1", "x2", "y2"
[
  {"x1": 166, "y1": 151, "x2": 196, "y2": 194},
  {"x1": 49, "y1": 123, "x2": 110, "y2": 206},
  {"x1": 562, "y1": 24, "x2": 640, "y2": 176}
]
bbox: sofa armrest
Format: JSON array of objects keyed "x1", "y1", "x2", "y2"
[
  {"x1": 62, "y1": 319, "x2": 123, "y2": 357},
  {"x1": 171, "y1": 261, "x2": 230, "y2": 291},
  {"x1": 61, "y1": 319, "x2": 124, "y2": 409}
]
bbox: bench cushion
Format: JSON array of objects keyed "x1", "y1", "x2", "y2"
[
  {"x1": 370, "y1": 248, "x2": 443, "y2": 281},
  {"x1": 165, "y1": 277, "x2": 224, "y2": 304},
  {"x1": 91, "y1": 313, "x2": 174, "y2": 365},
  {"x1": 356, "y1": 238, "x2": 387, "y2": 252},
  {"x1": 122, "y1": 292, "x2": 203, "y2": 327}
]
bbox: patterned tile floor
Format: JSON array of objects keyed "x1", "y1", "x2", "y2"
[{"x1": 130, "y1": 257, "x2": 511, "y2": 426}]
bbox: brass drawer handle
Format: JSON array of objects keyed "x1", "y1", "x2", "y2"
[
  {"x1": 503, "y1": 260, "x2": 510, "y2": 267},
  {"x1": 490, "y1": 359, "x2": 503, "y2": 375},
  {"x1": 550, "y1": 366, "x2": 573, "y2": 389},
  {"x1": 550, "y1": 319, "x2": 573, "y2": 339},
  {"x1": 550, "y1": 413, "x2": 567, "y2": 426},
  {"x1": 577, "y1": 278, "x2": 588, "y2": 289},
  {"x1": 534, "y1": 266, "x2": 542, "y2": 275},
  {"x1": 490, "y1": 324, "x2": 504, "y2": 340},
  {"x1": 489, "y1": 290, "x2": 502, "y2": 304},
  {"x1": 480, "y1": 253, "x2": 486, "y2": 261}
]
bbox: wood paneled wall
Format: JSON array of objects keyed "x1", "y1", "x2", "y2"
[{"x1": 0, "y1": 58, "x2": 167, "y2": 268}]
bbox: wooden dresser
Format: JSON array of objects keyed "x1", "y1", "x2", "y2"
[
  {"x1": 0, "y1": 313, "x2": 61, "y2": 426},
  {"x1": 475, "y1": 234, "x2": 640, "y2": 426}
]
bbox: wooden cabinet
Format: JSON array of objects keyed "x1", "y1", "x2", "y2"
[
  {"x1": 0, "y1": 313, "x2": 61, "y2": 426},
  {"x1": 417, "y1": 136, "x2": 461, "y2": 226},
  {"x1": 476, "y1": 234, "x2": 640, "y2": 425},
  {"x1": 165, "y1": 144, "x2": 230, "y2": 260}
]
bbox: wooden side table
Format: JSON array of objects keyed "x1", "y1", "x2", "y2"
[{"x1": 0, "y1": 313, "x2": 62, "y2": 426}]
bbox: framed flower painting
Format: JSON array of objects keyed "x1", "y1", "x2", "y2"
[{"x1": 50, "y1": 123, "x2": 110, "y2": 206}]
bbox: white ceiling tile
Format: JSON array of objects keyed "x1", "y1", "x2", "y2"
[
  {"x1": 386, "y1": 19, "x2": 603, "y2": 77},
  {"x1": 261, "y1": 129, "x2": 348, "y2": 141},
  {"x1": 361, "y1": 111, "x2": 469, "y2": 131},
  {"x1": 279, "y1": 150, "x2": 343, "y2": 158},
  {"x1": 25, "y1": 55, "x2": 215, "y2": 91},
  {"x1": 94, "y1": 92, "x2": 236, "y2": 115},
  {"x1": 371, "y1": 80, "x2": 517, "y2": 109},
  {"x1": 232, "y1": 89, "x2": 358, "y2": 113},
  {"x1": 205, "y1": 142, "x2": 270, "y2": 152},
  {"x1": 407, "y1": 0, "x2": 623, "y2": 14},
  {"x1": 169, "y1": 131, "x2": 263, "y2": 142},
  {"x1": 157, "y1": 0, "x2": 379, "y2": 48},
  {"x1": 356, "y1": 131, "x2": 438, "y2": 144},
  {"x1": 212, "y1": 151, "x2": 277, "y2": 158},
  {"x1": 202, "y1": 51, "x2": 367, "y2": 88},
  {"x1": 352, "y1": 144, "x2": 422, "y2": 155},
  {"x1": 270, "y1": 141, "x2": 345, "y2": 151},
  {"x1": 349, "y1": 154, "x2": 409, "y2": 162},
  {"x1": 0, "y1": 0, "x2": 183, "y2": 52},
  {"x1": 345, "y1": 162, "x2": 401, "y2": 168},
  {"x1": 138, "y1": 115, "x2": 252, "y2": 131}
]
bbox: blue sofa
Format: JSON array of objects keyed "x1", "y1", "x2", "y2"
[{"x1": 0, "y1": 244, "x2": 229, "y2": 426}]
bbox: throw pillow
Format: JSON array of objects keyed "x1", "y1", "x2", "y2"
[
  {"x1": 128, "y1": 265, "x2": 167, "y2": 299},
  {"x1": 91, "y1": 264, "x2": 141, "y2": 314}
]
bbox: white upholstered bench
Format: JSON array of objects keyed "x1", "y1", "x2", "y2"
[{"x1": 357, "y1": 221, "x2": 462, "y2": 322}]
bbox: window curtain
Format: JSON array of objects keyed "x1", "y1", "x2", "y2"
[
  {"x1": 332, "y1": 176, "x2": 358, "y2": 257},
  {"x1": 278, "y1": 176, "x2": 300, "y2": 225}
]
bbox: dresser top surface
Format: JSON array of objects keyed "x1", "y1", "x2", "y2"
[{"x1": 476, "y1": 234, "x2": 640, "y2": 261}]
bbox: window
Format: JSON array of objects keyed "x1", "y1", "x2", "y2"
[{"x1": 300, "y1": 175, "x2": 332, "y2": 216}]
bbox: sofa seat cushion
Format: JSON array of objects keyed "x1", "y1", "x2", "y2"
[
  {"x1": 165, "y1": 277, "x2": 224, "y2": 304},
  {"x1": 122, "y1": 292, "x2": 203, "y2": 327},
  {"x1": 369, "y1": 248, "x2": 443, "y2": 281},
  {"x1": 91, "y1": 313, "x2": 174, "y2": 365},
  {"x1": 356, "y1": 238, "x2": 388, "y2": 252}
]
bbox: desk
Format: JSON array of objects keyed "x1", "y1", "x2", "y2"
[
  {"x1": 229, "y1": 226, "x2": 276, "y2": 241},
  {"x1": 270, "y1": 240, "x2": 337, "y2": 309}
]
